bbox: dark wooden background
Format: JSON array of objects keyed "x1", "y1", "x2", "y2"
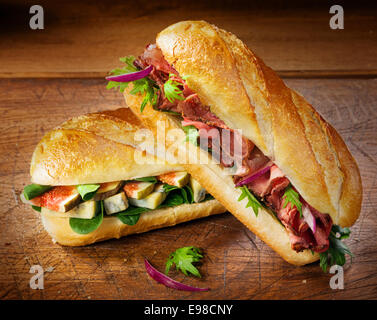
[{"x1": 0, "y1": 0, "x2": 376, "y2": 300}]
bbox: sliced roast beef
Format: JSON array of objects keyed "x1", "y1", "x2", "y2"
[
  {"x1": 136, "y1": 43, "x2": 333, "y2": 254},
  {"x1": 181, "y1": 118, "x2": 254, "y2": 168},
  {"x1": 277, "y1": 203, "x2": 309, "y2": 235},
  {"x1": 310, "y1": 205, "x2": 333, "y2": 252},
  {"x1": 179, "y1": 94, "x2": 227, "y2": 128},
  {"x1": 241, "y1": 164, "x2": 332, "y2": 252},
  {"x1": 241, "y1": 147, "x2": 270, "y2": 177},
  {"x1": 137, "y1": 44, "x2": 178, "y2": 75},
  {"x1": 247, "y1": 165, "x2": 289, "y2": 198},
  {"x1": 289, "y1": 231, "x2": 313, "y2": 252},
  {"x1": 277, "y1": 198, "x2": 332, "y2": 252},
  {"x1": 157, "y1": 90, "x2": 181, "y2": 112}
]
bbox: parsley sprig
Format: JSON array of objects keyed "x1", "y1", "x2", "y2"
[
  {"x1": 319, "y1": 225, "x2": 353, "y2": 272},
  {"x1": 163, "y1": 73, "x2": 185, "y2": 103},
  {"x1": 283, "y1": 185, "x2": 303, "y2": 217},
  {"x1": 106, "y1": 56, "x2": 158, "y2": 112},
  {"x1": 165, "y1": 246, "x2": 204, "y2": 277},
  {"x1": 237, "y1": 186, "x2": 262, "y2": 217}
]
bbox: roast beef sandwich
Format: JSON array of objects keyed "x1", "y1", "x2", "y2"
[
  {"x1": 21, "y1": 107, "x2": 226, "y2": 246},
  {"x1": 106, "y1": 21, "x2": 362, "y2": 269}
]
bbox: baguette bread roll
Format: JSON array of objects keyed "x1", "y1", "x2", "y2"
[
  {"x1": 125, "y1": 87, "x2": 319, "y2": 265},
  {"x1": 31, "y1": 109, "x2": 183, "y2": 185},
  {"x1": 123, "y1": 20, "x2": 362, "y2": 265},
  {"x1": 28, "y1": 107, "x2": 227, "y2": 246}
]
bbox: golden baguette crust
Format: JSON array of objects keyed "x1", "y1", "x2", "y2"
[
  {"x1": 41, "y1": 199, "x2": 225, "y2": 246},
  {"x1": 31, "y1": 110, "x2": 184, "y2": 185},
  {"x1": 29, "y1": 108, "x2": 226, "y2": 246},
  {"x1": 155, "y1": 20, "x2": 361, "y2": 226},
  {"x1": 124, "y1": 89, "x2": 318, "y2": 266}
]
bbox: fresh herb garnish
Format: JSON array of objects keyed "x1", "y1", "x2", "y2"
[
  {"x1": 106, "y1": 56, "x2": 139, "y2": 92},
  {"x1": 69, "y1": 201, "x2": 104, "y2": 234},
  {"x1": 23, "y1": 184, "x2": 52, "y2": 200},
  {"x1": 161, "y1": 184, "x2": 194, "y2": 206},
  {"x1": 319, "y1": 225, "x2": 353, "y2": 272},
  {"x1": 165, "y1": 246, "x2": 204, "y2": 278},
  {"x1": 76, "y1": 184, "x2": 100, "y2": 201},
  {"x1": 31, "y1": 205, "x2": 41, "y2": 212},
  {"x1": 283, "y1": 185, "x2": 303, "y2": 217},
  {"x1": 131, "y1": 78, "x2": 159, "y2": 113},
  {"x1": 331, "y1": 225, "x2": 351, "y2": 240},
  {"x1": 116, "y1": 206, "x2": 150, "y2": 226},
  {"x1": 182, "y1": 125, "x2": 199, "y2": 146},
  {"x1": 162, "y1": 184, "x2": 180, "y2": 193},
  {"x1": 106, "y1": 56, "x2": 158, "y2": 112},
  {"x1": 158, "y1": 185, "x2": 185, "y2": 208},
  {"x1": 135, "y1": 176, "x2": 158, "y2": 183},
  {"x1": 158, "y1": 192, "x2": 185, "y2": 208},
  {"x1": 163, "y1": 73, "x2": 185, "y2": 103},
  {"x1": 237, "y1": 186, "x2": 262, "y2": 217},
  {"x1": 182, "y1": 185, "x2": 194, "y2": 204}
]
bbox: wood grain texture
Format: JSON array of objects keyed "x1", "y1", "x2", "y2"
[
  {"x1": 0, "y1": 78, "x2": 376, "y2": 300},
  {"x1": 0, "y1": 0, "x2": 376, "y2": 78}
]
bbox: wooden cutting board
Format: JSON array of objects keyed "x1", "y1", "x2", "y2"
[{"x1": 0, "y1": 78, "x2": 376, "y2": 300}]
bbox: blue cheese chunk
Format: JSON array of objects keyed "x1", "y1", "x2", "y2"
[{"x1": 103, "y1": 192, "x2": 129, "y2": 215}]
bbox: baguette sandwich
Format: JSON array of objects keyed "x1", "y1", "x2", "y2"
[
  {"x1": 21, "y1": 108, "x2": 226, "y2": 246},
  {"x1": 107, "y1": 21, "x2": 362, "y2": 269}
]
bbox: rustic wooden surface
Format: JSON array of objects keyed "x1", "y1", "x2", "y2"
[
  {"x1": 0, "y1": 0, "x2": 376, "y2": 300},
  {"x1": 0, "y1": 78, "x2": 376, "y2": 300},
  {"x1": 0, "y1": 1, "x2": 376, "y2": 78}
]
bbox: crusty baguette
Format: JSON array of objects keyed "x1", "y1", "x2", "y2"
[
  {"x1": 123, "y1": 20, "x2": 362, "y2": 265},
  {"x1": 156, "y1": 20, "x2": 362, "y2": 226},
  {"x1": 41, "y1": 199, "x2": 225, "y2": 246},
  {"x1": 125, "y1": 88, "x2": 319, "y2": 266},
  {"x1": 28, "y1": 107, "x2": 227, "y2": 246},
  {"x1": 31, "y1": 109, "x2": 185, "y2": 185}
]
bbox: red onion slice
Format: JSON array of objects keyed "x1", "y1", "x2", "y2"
[
  {"x1": 144, "y1": 259, "x2": 209, "y2": 292},
  {"x1": 302, "y1": 204, "x2": 316, "y2": 233},
  {"x1": 235, "y1": 165, "x2": 273, "y2": 187},
  {"x1": 106, "y1": 65, "x2": 153, "y2": 82}
]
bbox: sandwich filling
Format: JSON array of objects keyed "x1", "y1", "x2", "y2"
[
  {"x1": 133, "y1": 44, "x2": 333, "y2": 254},
  {"x1": 106, "y1": 45, "x2": 354, "y2": 271},
  {"x1": 22, "y1": 171, "x2": 213, "y2": 235}
]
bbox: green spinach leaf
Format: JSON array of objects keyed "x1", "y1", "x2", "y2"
[
  {"x1": 31, "y1": 205, "x2": 41, "y2": 212},
  {"x1": 158, "y1": 192, "x2": 184, "y2": 208},
  {"x1": 135, "y1": 176, "x2": 158, "y2": 183},
  {"x1": 116, "y1": 206, "x2": 150, "y2": 225},
  {"x1": 69, "y1": 201, "x2": 104, "y2": 234},
  {"x1": 76, "y1": 184, "x2": 100, "y2": 201},
  {"x1": 23, "y1": 184, "x2": 52, "y2": 200}
]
